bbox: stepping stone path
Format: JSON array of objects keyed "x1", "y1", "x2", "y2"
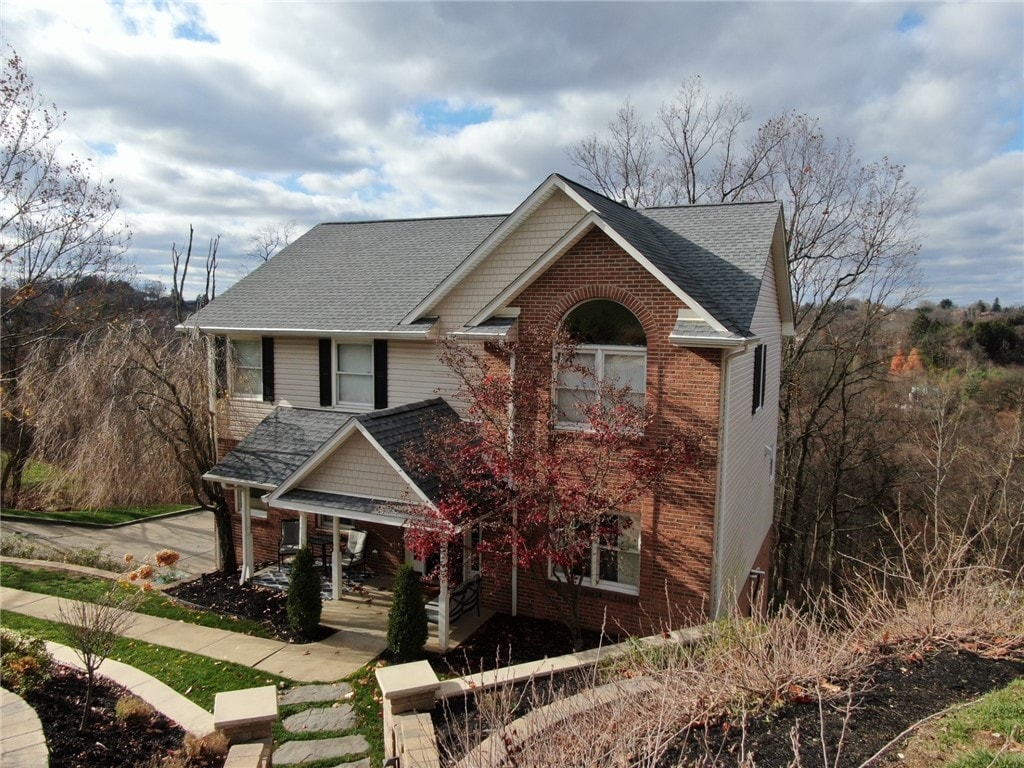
[{"x1": 275, "y1": 682, "x2": 371, "y2": 767}]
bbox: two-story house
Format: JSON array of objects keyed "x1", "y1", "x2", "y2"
[{"x1": 186, "y1": 173, "x2": 793, "y2": 648}]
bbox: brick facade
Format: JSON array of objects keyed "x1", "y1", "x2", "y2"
[{"x1": 480, "y1": 228, "x2": 722, "y2": 636}]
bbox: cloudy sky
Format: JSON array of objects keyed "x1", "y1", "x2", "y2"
[{"x1": 3, "y1": 1, "x2": 1022, "y2": 306}]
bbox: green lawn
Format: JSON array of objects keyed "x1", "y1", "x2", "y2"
[
  {"x1": 0, "y1": 612, "x2": 284, "y2": 711},
  {"x1": 0, "y1": 503, "x2": 193, "y2": 526},
  {"x1": 0, "y1": 564, "x2": 276, "y2": 639}
]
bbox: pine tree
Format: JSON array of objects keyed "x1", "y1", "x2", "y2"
[
  {"x1": 387, "y1": 563, "x2": 428, "y2": 661},
  {"x1": 287, "y1": 547, "x2": 322, "y2": 638}
]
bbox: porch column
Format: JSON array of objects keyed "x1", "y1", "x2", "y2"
[
  {"x1": 298, "y1": 512, "x2": 308, "y2": 546},
  {"x1": 332, "y1": 516, "x2": 342, "y2": 600},
  {"x1": 438, "y1": 542, "x2": 450, "y2": 651},
  {"x1": 238, "y1": 488, "x2": 253, "y2": 584}
]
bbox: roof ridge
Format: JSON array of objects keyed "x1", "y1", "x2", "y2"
[
  {"x1": 319, "y1": 213, "x2": 508, "y2": 227},
  {"x1": 640, "y1": 199, "x2": 780, "y2": 212}
]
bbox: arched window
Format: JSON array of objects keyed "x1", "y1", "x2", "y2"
[{"x1": 556, "y1": 300, "x2": 647, "y2": 425}]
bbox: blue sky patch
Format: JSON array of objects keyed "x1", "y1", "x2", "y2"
[
  {"x1": 89, "y1": 141, "x2": 117, "y2": 157},
  {"x1": 898, "y1": 9, "x2": 924, "y2": 33},
  {"x1": 414, "y1": 100, "x2": 494, "y2": 134}
]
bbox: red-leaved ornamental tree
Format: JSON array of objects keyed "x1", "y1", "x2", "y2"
[{"x1": 403, "y1": 330, "x2": 691, "y2": 649}]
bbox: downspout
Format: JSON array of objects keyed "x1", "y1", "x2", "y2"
[
  {"x1": 332, "y1": 516, "x2": 342, "y2": 600},
  {"x1": 207, "y1": 335, "x2": 223, "y2": 572},
  {"x1": 710, "y1": 342, "x2": 748, "y2": 618},
  {"x1": 508, "y1": 350, "x2": 518, "y2": 617}
]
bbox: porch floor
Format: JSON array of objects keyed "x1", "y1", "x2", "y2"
[{"x1": 252, "y1": 565, "x2": 492, "y2": 653}]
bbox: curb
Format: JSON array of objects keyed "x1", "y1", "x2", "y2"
[{"x1": 0, "y1": 507, "x2": 205, "y2": 529}]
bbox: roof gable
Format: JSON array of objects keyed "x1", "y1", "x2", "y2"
[{"x1": 269, "y1": 398, "x2": 459, "y2": 505}]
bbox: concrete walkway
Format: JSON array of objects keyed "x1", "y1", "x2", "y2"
[
  {"x1": 0, "y1": 687, "x2": 49, "y2": 767},
  {"x1": 1, "y1": 587, "x2": 383, "y2": 682}
]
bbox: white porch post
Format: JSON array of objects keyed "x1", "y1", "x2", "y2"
[
  {"x1": 299, "y1": 512, "x2": 308, "y2": 546},
  {"x1": 439, "y1": 542, "x2": 450, "y2": 651},
  {"x1": 238, "y1": 488, "x2": 253, "y2": 584},
  {"x1": 332, "y1": 516, "x2": 342, "y2": 600}
]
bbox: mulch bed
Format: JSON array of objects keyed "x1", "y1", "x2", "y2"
[
  {"x1": 22, "y1": 665, "x2": 186, "y2": 768},
  {"x1": 661, "y1": 647, "x2": 1024, "y2": 768},
  {"x1": 165, "y1": 570, "x2": 333, "y2": 643}
]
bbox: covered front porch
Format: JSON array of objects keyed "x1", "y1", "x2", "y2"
[{"x1": 250, "y1": 563, "x2": 492, "y2": 653}]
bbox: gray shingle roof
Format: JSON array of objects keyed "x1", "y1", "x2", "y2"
[
  {"x1": 205, "y1": 407, "x2": 355, "y2": 486},
  {"x1": 186, "y1": 175, "x2": 781, "y2": 340},
  {"x1": 185, "y1": 215, "x2": 505, "y2": 333},
  {"x1": 353, "y1": 398, "x2": 459, "y2": 502},
  {"x1": 559, "y1": 176, "x2": 780, "y2": 337}
]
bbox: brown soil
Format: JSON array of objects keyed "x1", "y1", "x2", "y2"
[
  {"x1": 661, "y1": 647, "x2": 1024, "y2": 767},
  {"x1": 22, "y1": 665, "x2": 189, "y2": 768},
  {"x1": 165, "y1": 570, "x2": 333, "y2": 643}
]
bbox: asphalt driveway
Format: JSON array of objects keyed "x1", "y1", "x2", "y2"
[{"x1": 0, "y1": 509, "x2": 218, "y2": 575}]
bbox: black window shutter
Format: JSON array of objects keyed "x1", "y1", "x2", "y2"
[
  {"x1": 318, "y1": 339, "x2": 332, "y2": 407},
  {"x1": 214, "y1": 336, "x2": 228, "y2": 397},
  {"x1": 373, "y1": 340, "x2": 388, "y2": 410},
  {"x1": 752, "y1": 344, "x2": 765, "y2": 414},
  {"x1": 261, "y1": 337, "x2": 275, "y2": 402}
]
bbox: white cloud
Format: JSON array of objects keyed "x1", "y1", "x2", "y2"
[{"x1": 2, "y1": 0, "x2": 1021, "y2": 306}]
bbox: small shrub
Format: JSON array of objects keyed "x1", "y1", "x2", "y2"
[
  {"x1": 0, "y1": 628, "x2": 52, "y2": 693},
  {"x1": 387, "y1": 563, "x2": 428, "y2": 661},
  {"x1": 183, "y1": 730, "x2": 231, "y2": 766},
  {"x1": 115, "y1": 694, "x2": 156, "y2": 723},
  {"x1": 287, "y1": 547, "x2": 322, "y2": 638}
]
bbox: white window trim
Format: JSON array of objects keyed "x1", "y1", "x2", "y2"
[
  {"x1": 335, "y1": 340, "x2": 375, "y2": 411},
  {"x1": 554, "y1": 344, "x2": 647, "y2": 430},
  {"x1": 548, "y1": 512, "x2": 641, "y2": 595},
  {"x1": 231, "y1": 338, "x2": 264, "y2": 400}
]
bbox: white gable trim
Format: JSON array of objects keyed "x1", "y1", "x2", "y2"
[
  {"x1": 466, "y1": 214, "x2": 732, "y2": 336},
  {"x1": 266, "y1": 419, "x2": 434, "y2": 507},
  {"x1": 770, "y1": 210, "x2": 796, "y2": 336},
  {"x1": 402, "y1": 174, "x2": 575, "y2": 324}
]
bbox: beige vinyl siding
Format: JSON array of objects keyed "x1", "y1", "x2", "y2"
[
  {"x1": 300, "y1": 431, "x2": 415, "y2": 501},
  {"x1": 388, "y1": 341, "x2": 457, "y2": 405},
  {"x1": 714, "y1": 259, "x2": 782, "y2": 615},
  {"x1": 434, "y1": 190, "x2": 585, "y2": 332},
  {"x1": 218, "y1": 398, "x2": 274, "y2": 443},
  {"x1": 273, "y1": 337, "x2": 320, "y2": 408}
]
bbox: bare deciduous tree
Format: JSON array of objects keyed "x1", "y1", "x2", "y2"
[
  {"x1": 246, "y1": 219, "x2": 296, "y2": 264},
  {"x1": 170, "y1": 225, "x2": 219, "y2": 322},
  {"x1": 57, "y1": 583, "x2": 141, "y2": 731},
  {"x1": 567, "y1": 84, "x2": 922, "y2": 601},
  {"x1": 0, "y1": 52, "x2": 132, "y2": 504},
  {"x1": 23, "y1": 321, "x2": 237, "y2": 572}
]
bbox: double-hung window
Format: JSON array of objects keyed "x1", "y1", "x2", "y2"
[
  {"x1": 336, "y1": 342, "x2": 374, "y2": 407},
  {"x1": 552, "y1": 513, "x2": 641, "y2": 593},
  {"x1": 555, "y1": 299, "x2": 647, "y2": 427},
  {"x1": 555, "y1": 347, "x2": 646, "y2": 425},
  {"x1": 232, "y1": 339, "x2": 263, "y2": 398}
]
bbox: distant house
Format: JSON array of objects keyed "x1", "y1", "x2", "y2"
[{"x1": 186, "y1": 174, "x2": 793, "y2": 647}]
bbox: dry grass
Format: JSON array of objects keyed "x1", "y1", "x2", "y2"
[{"x1": 441, "y1": 547, "x2": 1024, "y2": 768}]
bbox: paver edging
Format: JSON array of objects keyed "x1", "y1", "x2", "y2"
[
  {"x1": 0, "y1": 686, "x2": 49, "y2": 768},
  {"x1": 45, "y1": 641, "x2": 215, "y2": 736}
]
